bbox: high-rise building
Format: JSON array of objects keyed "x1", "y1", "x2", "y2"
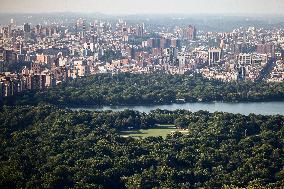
[
  {"x1": 234, "y1": 42, "x2": 244, "y2": 54},
  {"x1": 256, "y1": 43, "x2": 275, "y2": 56},
  {"x1": 10, "y1": 18, "x2": 16, "y2": 27},
  {"x1": 24, "y1": 23, "x2": 31, "y2": 33},
  {"x1": 35, "y1": 24, "x2": 41, "y2": 35},
  {"x1": 19, "y1": 43, "x2": 23, "y2": 55},
  {"x1": 5, "y1": 50, "x2": 17, "y2": 63},
  {"x1": 208, "y1": 48, "x2": 222, "y2": 65},
  {"x1": 76, "y1": 19, "x2": 87, "y2": 39},
  {"x1": 0, "y1": 47, "x2": 4, "y2": 61},
  {"x1": 7, "y1": 25, "x2": 12, "y2": 38},
  {"x1": 147, "y1": 38, "x2": 161, "y2": 48},
  {"x1": 136, "y1": 24, "x2": 144, "y2": 37},
  {"x1": 238, "y1": 53, "x2": 252, "y2": 65},
  {"x1": 185, "y1": 25, "x2": 197, "y2": 40},
  {"x1": 237, "y1": 53, "x2": 268, "y2": 66},
  {"x1": 2, "y1": 27, "x2": 9, "y2": 38},
  {"x1": 31, "y1": 63, "x2": 42, "y2": 75},
  {"x1": 170, "y1": 39, "x2": 181, "y2": 48},
  {"x1": 24, "y1": 23, "x2": 31, "y2": 40},
  {"x1": 238, "y1": 66, "x2": 246, "y2": 81}
]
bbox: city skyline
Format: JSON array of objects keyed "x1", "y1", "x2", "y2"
[{"x1": 1, "y1": 0, "x2": 284, "y2": 15}]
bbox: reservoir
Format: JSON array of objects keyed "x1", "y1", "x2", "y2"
[{"x1": 71, "y1": 101, "x2": 284, "y2": 115}]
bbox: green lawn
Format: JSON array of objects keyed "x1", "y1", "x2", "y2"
[{"x1": 119, "y1": 124, "x2": 189, "y2": 139}]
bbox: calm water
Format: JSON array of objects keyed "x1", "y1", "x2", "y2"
[{"x1": 71, "y1": 101, "x2": 284, "y2": 115}]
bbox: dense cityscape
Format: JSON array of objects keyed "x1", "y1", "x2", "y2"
[
  {"x1": 1, "y1": 0, "x2": 284, "y2": 188},
  {"x1": 1, "y1": 14, "x2": 284, "y2": 98}
]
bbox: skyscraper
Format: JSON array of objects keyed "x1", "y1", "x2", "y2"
[
  {"x1": 82, "y1": 19, "x2": 86, "y2": 39},
  {"x1": 24, "y1": 23, "x2": 31, "y2": 40},
  {"x1": 208, "y1": 48, "x2": 222, "y2": 66},
  {"x1": 136, "y1": 24, "x2": 144, "y2": 37},
  {"x1": 24, "y1": 23, "x2": 31, "y2": 33},
  {"x1": 256, "y1": 43, "x2": 275, "y2": 56},
  {"x1": 185, "y1": 25, "x2": 197, "y2": 40}
]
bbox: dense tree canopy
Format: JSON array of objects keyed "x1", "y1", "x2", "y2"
[
  {"x1": 0, "y1": 105, "x2": 284, "y2": 188},
  {"x1": 2, "y1": 73, "x2": 284, "y2": 106}
]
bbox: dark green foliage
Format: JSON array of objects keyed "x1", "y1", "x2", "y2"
[
  {"x1": 3, "y1": 73, "x2": 284, "y2": 106},
  {"x1": 0, "y1": 105, "x2": 284, "y2": 188}
]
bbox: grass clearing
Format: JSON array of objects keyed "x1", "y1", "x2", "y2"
[{"x1": 119, "y1": 124, "x2": 188, "y2": 139}]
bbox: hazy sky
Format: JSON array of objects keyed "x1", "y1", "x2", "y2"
[{"x1": 1, "y1": 0, "x2": 284, "y2": 15}]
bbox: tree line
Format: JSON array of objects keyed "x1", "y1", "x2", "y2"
[{"x1": 2, "y1": 73, "x2": 284, "y2": 106}]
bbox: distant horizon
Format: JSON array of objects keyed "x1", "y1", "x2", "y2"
[
  {"x1": 1, "y1": 11, "x2": 284, "y2": 18},
  {"x1": 1, "y1": 0, "x2": 284, "y2": 15}
]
